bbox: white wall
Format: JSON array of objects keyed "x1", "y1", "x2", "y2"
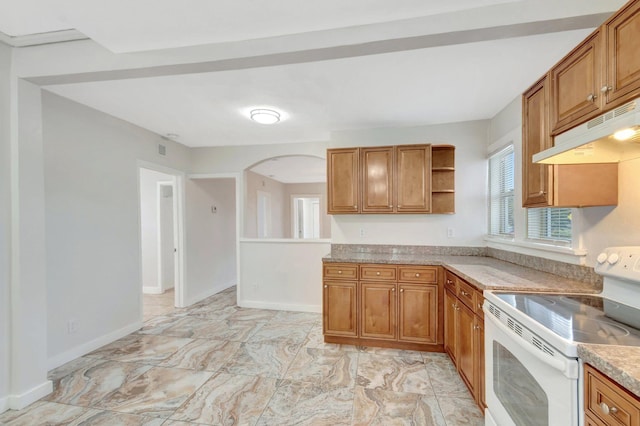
[
  {"x1": 0, "y1": 42, "x2": 12, "y2": 412},
  {"x1": 244, "y1": 171, "x2": 286, "y2": 238},
  {"x1": 185, "y1": 178, "x2": 237, "y2": 305},
  {"x1": 487, "y1": 95, "x2": 640, "y2": 266},
  {"x1": 330, "y1": 121, "x2": 489, "y2": 246},
  {"x1": 42, "y1": 91, "x2": 190, "y2": 369},
  {"x1": 140, "y1": 168, "x2": 174, "y2": 294},
  {"x1": 239, "y1": 240, "x2": 331, "y2": 312}
]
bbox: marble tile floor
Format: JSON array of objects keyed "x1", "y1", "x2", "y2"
[
  {"x1": 0, "y1": 286, "x2": 483, "y2": 426},
  {"x1": 143, "y1": 289, "x2": 177, "y2": 322}
]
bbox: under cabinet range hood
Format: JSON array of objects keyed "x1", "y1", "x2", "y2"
[{"x1": 533, "y1": 98, "x2": 640, "y2": 165}]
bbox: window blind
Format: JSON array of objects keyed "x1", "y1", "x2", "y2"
[
  {"x1": 488, "y1": 145, "x2": 514, "y2": 237},
  {"x1": 527, "y1": 208, "x2": 572, "y2": 244}
]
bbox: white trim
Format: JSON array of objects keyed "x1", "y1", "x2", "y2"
[
  {"x1": 487, "y1": 127, "x2": 520, "y2": 156},
  {"x1": 0, "y1": 29, "x2": 87, "y2": 47},
  {"x1": 6, "y1": 380, "x2": 53, "y2": 411},
  {"x1": 157, "y1": 181, "x2": 175, "y2": 293},
  {"x1": 239, "y1": 300, "x2": 321, "y2": 313},
  {"x1": 47, "y1": 321, "x2": 142, "y2": 371},
  {"x1": 0, "y1": 395, "x2": 7, "y2": 413},
  {"x1": 183, "y1": 280, "x2": 236, "y2": 307},
  {"x1": 485, "y1": 236, "x2": 587, "y2": 265}
]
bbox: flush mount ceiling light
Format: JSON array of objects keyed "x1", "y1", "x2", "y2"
[{"x1": 250, "y1": 108, "x2": 281, "y2": 125}]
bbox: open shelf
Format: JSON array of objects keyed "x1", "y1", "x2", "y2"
[{"x1": 431, "y1": 145, "x2": 455, "y2": 213}]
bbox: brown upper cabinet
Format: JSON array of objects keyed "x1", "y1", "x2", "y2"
[
  {"x1": 550, "y1": 30, "x2": 603, "y2": 135},
  {"x1": 327, "y1": 148, "x2": 359, "y2": 213},
  {"x1": 550, "y1": 0, "x2": 640, "y2": 135},
  {"x1": 522, "y1": 75, "x2": 619, "y2": 208},
  {"x1": 327, "y1": 144, "x2": 454, "y2": 214}
]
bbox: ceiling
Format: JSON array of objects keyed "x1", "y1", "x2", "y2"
[{"x1": 0, "y1": 0, "x2": 626, "y2": 152}]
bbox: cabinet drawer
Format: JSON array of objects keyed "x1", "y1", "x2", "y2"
[
  {"x1": 444, "y1": 271, "x2": 457, "y2": 292},
  {"x1": 360, "y1": 265, "x2": 397, "y2": 281},
  {"x1": 585, "y1": 364, "x2": 640, "y2": 426},
  {"x1": 398, "y1": 266, "x2": 438, "y2": 283},
  {"x1": 323, "y1": 263, "x2": 358, "y2": 280},
  {"x1": 457, "y1": 279, "x2": 476, "y2": 311}
]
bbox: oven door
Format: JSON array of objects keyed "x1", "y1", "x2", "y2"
[{"x1": 484, "y1": 309, "x2": 580, "y2": 426}]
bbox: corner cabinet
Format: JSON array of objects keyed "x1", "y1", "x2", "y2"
[
  {"x1": 522, "y1": 75, "x2": 618, "y2": 208},
  {"x1": 327, "y1": 144, "x2": 454, "y2": 214},
  {"x1": 323, "y1": 262, "x2": 443, "y2": 352},
  {"x1": 444, "y1": 270, "x2": 485, "y2": 411}
]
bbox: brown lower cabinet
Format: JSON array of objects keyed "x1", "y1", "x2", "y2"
[
  {"x1": 584, "y1": 363, "x2": 640, "y2": 426},
  {"x1": 323, "y1": 262, "x2": 443, "y2": 351},
  {"x1": 444, "y1": 270, "x2": 485, "y2": 411}
]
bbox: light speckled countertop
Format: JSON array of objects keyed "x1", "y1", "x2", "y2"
[
  {"x1": 578, "y1": 345, "x2": 640, "y2": 399},
  {"x1": 324, "y1": 252, "x2": 640, "y2": 396},
  {"x1": 323, "y1": 253, "x2": 600, "y2": 293}
]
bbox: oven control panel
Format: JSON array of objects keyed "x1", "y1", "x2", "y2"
[{"x1": 595, "y1": 246, "x2": 640, "y2": 282}]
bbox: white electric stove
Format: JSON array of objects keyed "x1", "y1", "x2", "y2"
[{"x1": 483, "y1": 246, "x2": 640, "y2": 426}]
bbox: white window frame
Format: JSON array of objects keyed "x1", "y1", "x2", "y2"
[{"x1": 488, "y1": 145, "x2": 515, "y2": 239}]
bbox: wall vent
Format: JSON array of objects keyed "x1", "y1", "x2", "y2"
[{"x1": 158, "y1": 144, "x2": 167, "y2": 156}]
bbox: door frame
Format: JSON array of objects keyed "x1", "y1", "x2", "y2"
[
  {"x1": 157, "y1": 181, "x2": 176, "y2": 294},
  {"x1": 138, "y1": 161, "x2": 186, "y2": 311}
]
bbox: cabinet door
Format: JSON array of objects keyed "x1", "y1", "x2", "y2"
[
  {"x1": 323, "y1": 280, "x2": 357, "y2": 337},
  {"x1": 522, "y1": 76, "x2": 553, "y2": 207},
  {"x1": 550, "y1": 30, "x2": 603, "y2": 135},
  {"x1": 398, "y1": 284, "x2": 437, "y2": 344},
  {"x1": 327, "y1": 148, "x2": 359, "y2": 214},
  {"x1": 604, "y1": 0, "x2": 640, "y2": 107},
  {"x1": 361, "y1": 147, "x2": 394, "y2": 213},
  {"x1": 457, "y1": 302, "x2": 476, "y2": 396},
  {"x1": 360, "y1": 282, "x2": 396, "y2": 340},
  {"x1": 475, "y1": 316, "x2": 485, "y2": 409},
  {"x1": 444, "y1": 289, "x2": 457, "y2": 364},
  {"x1": 396, "y1": 145, "x2": 431, "y2": 213}
]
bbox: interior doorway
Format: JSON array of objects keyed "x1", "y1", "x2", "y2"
[
  {"x1": 139, "y1": 166, "x2": 182, "y2": 321},
  {"x1": 293, "y1": 196, "x2": 320, "y2": 238}
]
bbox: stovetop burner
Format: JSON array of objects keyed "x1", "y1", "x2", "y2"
[{"x1": 493, "y1": 293, "x2": 640, "y2": 346}]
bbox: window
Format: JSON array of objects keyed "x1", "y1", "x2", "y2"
[
  {"x1": 527, "y1": 208, "x2": 572, "y2": 244},
  {"x1": 488, "y1": 145, "x2": 515, "y2": 237}
]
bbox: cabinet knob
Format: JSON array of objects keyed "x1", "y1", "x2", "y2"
[
  {"x1": 415, "y1": 273, "x2": 420, "y2": 277},
  {"x1": 600, "y1": 402, "x2": 618, "y2": 415},
  {"x1": 376, "y1": 271, "x2": 381, "y2": 276},
  {"x1": 400, "y1": 288, "x2": 404, "y2": 293},
  {"x1": 601, "y1": 85, "x2": 613, "y2": 93},
  {"x1": 354, "y1": 205, "x2": 358, "y2": 209},
  {"x1": 461, "y1": 290, "x2": 470, "y2": 297},
  {"x1": 338, "y1": 270, "x2": 342, "y2": 274},
  {"x1": 392, "y1": 288, "x2": 396, "y2": 292},
  {"x1": 324, "y1": 285, "x2": 328, "y2": 288},
  {"x1": 446, "y1": 279, "x2": 453, "y2": 285},
  {"x1": 587, "y1": 93, "x2": 597, "y2": 102},
  {"x1": 478, "y1": 303, "x2": 482, "y2": 310},
  {"x1": 473, "y1": 325, "x2": 480, "y2": 330}
]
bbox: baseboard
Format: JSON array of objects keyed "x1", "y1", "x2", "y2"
[
  {"x1": 0, "y1": 395, "x2": 8, "y2": 413},
  {"x1": 47, "y1": 321, "x2": 143, "y2": 371},
  {"x1": 183, "y1": 280, "x2": 235, "y2": 307},
  {"x1": 142, "y1": 286, "x2": 163, "y2": 295},
  {"x1": 5, "y1": 380, "x2": 53, "y2": 410},
  {"x1": 239, "y1": 299, "x2": 321, "y2": 313}
]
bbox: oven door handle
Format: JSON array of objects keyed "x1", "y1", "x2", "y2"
[{"x1": 486, "y1": 311, "x2": 575, "y2": 378}]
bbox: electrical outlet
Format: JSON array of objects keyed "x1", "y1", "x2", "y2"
[
  {"x1": 359, "y1": 228, "x2": 365, "y2": 238},
  {"x1": 447, "y1": 227, "x2": 455, "y2": 238},
  {"x1": 67, "y1": 319, "x2": 78, "y2": 334},
  {"x1": 252, "y1": 283, "x2": 259, "y2": 292}
]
